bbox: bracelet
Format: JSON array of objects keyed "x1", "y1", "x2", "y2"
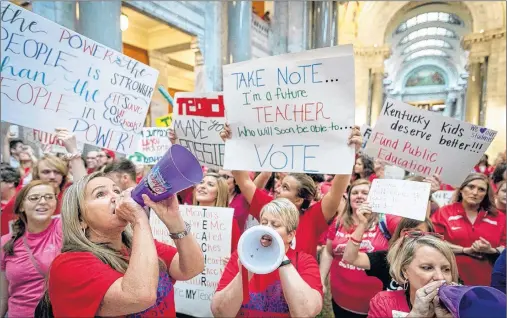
[
  {"x1": 350, "y1": 236, "x2": 362, "y2": 244},
  {"x1": 62, "y1": 152, "x2": 82, "y2": 161},
  {"x1": 349, "y1": 238, "x2": 361, "y2": 246}
]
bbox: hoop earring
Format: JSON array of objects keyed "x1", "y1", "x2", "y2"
[{"x1": 402, "y1": 280, "x2": 408, "y2": 290}]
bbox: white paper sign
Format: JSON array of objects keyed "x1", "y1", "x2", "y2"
[
  {"x1": 23, "y1": 127, "x2": 84, "y2": 154},
  {"x1": 128, "y1": 127, "x2": 171, "y2": 165},
  {"x1": 222, "y1": 45, "x2": 355, "y2": 174},
  {"x1": 364, "y1": 99, "x2": 497, "y2": 186},
  {"x1": 368, "y1": 179, "x2": 431, "y2": 221},
  {"x1": 172, "y1": 92, "x2": 226, "y2": 169},
  {"x1": 431, "y1": 190, "x2": 454, "y2": 207},
  {"x1": 383, "y1": 165, "x2": 406, "y2": 180},
  {"x1": 149, "y1": 205, "x2": 233, "y2": 317},
  {"x1": 0, "y1": 3, "x2": 158, "y2": 154},
  {"x1": 361, "y1": 124, "x2": 372, "y2": 149}
]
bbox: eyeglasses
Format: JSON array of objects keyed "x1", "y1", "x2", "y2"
[
  {"x1": 26, "y1": 194, "x2": 56, "y2": 203},
  {"x1": 220, "y1": 174, "x2": 231, "y2": 180},
  {"x1": 404, "y1": 231, "x2": 444, "y2": 240}
]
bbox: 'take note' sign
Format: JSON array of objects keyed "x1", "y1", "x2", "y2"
[{"x1": 365, "y1": 99, "x2": 497, "y2": 186}]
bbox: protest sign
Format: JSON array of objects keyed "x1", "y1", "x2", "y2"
[
  {"x1": 150, "y1": 205, "x2": 233, "y2": 317},
  {"x1": 361, "y1": 124, "x2": 372, "y2": 149},
  {"x1": 23, "y1": 127, "x2": 84, "y2": 154},
  {"x1": 368, "y1": 179, "x2": 431, "y2": 221},
  {"x1": 432, "y1": 190, "x2": 454, "y2": 207},
  {"x1": 128, "y1": 127, "x2": 171, "y2": 165},
  {"x1": 364, "y1": 99, "x2": 497, "y2": 186},
  {"x1": 155, "y1": 114, "x2": 173, "y2": 127},
  {"x1": 172, "y1": 92, "x2": 226, "y2": 169},
  {"x1": 383, "y1": 165, "x2": 406, "y2": 180},
  {"x1": 0, "y1": 3, "x2": 158, "y2": 154},
  {"x1": 222, "y1": 45, "x2": 355, "y2": 174}
]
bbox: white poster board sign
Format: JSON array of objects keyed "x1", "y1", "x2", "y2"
[
  {"x1": 0, "y1": 3, "x2": 158, "y2": 154},
  {"x1": 368, "y1": 179, "x2": 431, "y2": 221},
  {"x1": 383, "y1": 165, "x2": 406, "y2": 180},
  {"x1": 361, "y1": 124, "x2": 372, "y2": 149},
  {"x1": 222, "y1": 45, "x2": 355, "y2": 174},
  {"x1": 149, "y1": 205, "x2": 233, "y2": 317},
  {"x1": 23, "y1": 127, "x2": 84, "y2": 154},
  {"x1": 431, "y1": 190, "x2": 454, "y2": 207},
  {"x1": 364, "y1": 99, "x2": 497, "y2": 186},
  {"x1": 172, "y1": 93, "x2": 226, "y2": 169},
  {"x1": 128, "y1": 127, "x2": 171, "y2": 165}
]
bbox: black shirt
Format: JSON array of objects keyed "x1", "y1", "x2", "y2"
[{"x1": 365, "y1": 250, "x2": 401, "y2": 291}]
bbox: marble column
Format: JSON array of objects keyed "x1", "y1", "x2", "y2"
[
  {"x1": 313, "y1": 1, "x2": 333, "y2": 48},
  {"x1": 78, "y1": 1, "x2": 122, "y2": 51},
  {"x1": 370, "y1": 69, "x2": 385, "y2": 125},
  {"x1": 271, "y1": 1, "x2": 288, "y2": 55},
  {"x1": 465, "y1": 60, "x2": 482, "y2": 125},
  {"x1": 227, "y1": 1, "x2": 252, "y2": 63},
  {"x1": 331, "y1": 1, "x2": 339, "y2": 46},
  {"x1": 287, "y1": 1, "x2": 311, "y2": 53},
  {"x1": 202, "y1": 2, "x2": 228, "y2": 91},
  {"x1": 31, "y1": 2, "x2": 77, "y2": 30},
  {"x1": 148, "y1": 51, "x2": 170, "y2": 126}
]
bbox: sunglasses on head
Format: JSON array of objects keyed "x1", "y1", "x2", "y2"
[{"x1": 403, "y1": 230, "x2": 444, "y2": 240}]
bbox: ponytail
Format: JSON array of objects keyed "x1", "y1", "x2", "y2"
[{"x1": 3, "y1": 218, "x2": 26, "y2": 256}]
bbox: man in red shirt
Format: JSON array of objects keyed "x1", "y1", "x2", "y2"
[{"x1": 1, "y1": 164, "x2": 21, "y2": 235}]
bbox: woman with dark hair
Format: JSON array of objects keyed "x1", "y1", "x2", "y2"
[
  {"x1": 1, "y1": 181, "x2": 61, "y2": 317},
  {"x1": 491, "y1": 163, "x2": 507, "y2": 193},
  {"x1": 474, "y1": 154, "x2": 493, "y2": 176},
  {"x1": 353, "y1": 154, "x2": 376, "y2": 182},
  {"x1": 218, "y1": 170, "x2": 250, "y2": 233},
  {"x1": 495, "y1": 181, "x2": 506, "y2": 214},
  {"x1": 431, "y1": 173, "x2": 506, "y2": 285}
]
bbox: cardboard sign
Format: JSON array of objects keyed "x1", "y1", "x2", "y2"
[
  {"x1": 172, "y1": 92, "x2": 226, "y2": 169},
  {"x1": 150, "y1": 205, "x2": 233, "y2": 318},
  {"x1": 222, "y1": 45, "x2": 355, "y2": 174},
  {"x1": 155, "y1": 114, "x2": 173, "y2": 128},
  {"x1": 432, "y1": 190, "x2": 454, "y2": 207},
  {"x1": 0, "y1": 3, "x2": 158, "y2": 154},
  {"x1": 368, "y1": 179, "x2": 431, "y2": 221},
  {"x1": 128, "y1": 127, "x2": 171, "y2": 165},
  {"x1": 364, "y1": 99, "x2": 497, "y2": 186}
]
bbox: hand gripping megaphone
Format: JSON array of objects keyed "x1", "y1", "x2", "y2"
[
  {"x1": 438, "y1": 284, "x2": 506, "y2": 318},
  {"x1": 237, "y1": 225, "x2": 286, "y2": 275}
]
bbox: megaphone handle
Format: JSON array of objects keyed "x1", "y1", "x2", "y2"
[{"x1": 241, "y1": 266, "x2": 250, "y2": 305}]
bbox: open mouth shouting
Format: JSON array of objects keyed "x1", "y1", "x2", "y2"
[{"x1": 260, "y1": 234, "x2": 273, "y2": 247}]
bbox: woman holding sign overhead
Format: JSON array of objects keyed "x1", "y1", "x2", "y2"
[
  {"x1": 39, "y1": 172, "x2": 204, "y2": 317},
  {"x1": 431, "y1": 173, "x2": 506, "y2": 286},
  {"x1": 219, "y1": 124, "x2": 362, "y2": 258}
]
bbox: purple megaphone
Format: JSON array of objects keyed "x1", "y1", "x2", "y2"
[
  {"x1": 438, "y1": 284, "x2": 506, "y2": 318},
  {"x1": 131, "y1": 144, "x2": 203, "y2": 207}
]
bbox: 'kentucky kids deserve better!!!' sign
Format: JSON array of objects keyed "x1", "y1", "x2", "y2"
[
  {"x1": 222, "y1": 45, "x2": 356, "y2": 174},
  {"x1": 172, "y1": 92, "x2": 226, "y2": 169},
  {"x1": 0, "y1": 3, "x2": 158, "y2": 154},
  {"x1": 364, "y1": 99, "x2": 497, "y2": 186},
  {"x1": 150, "y1": 206, "x2": 233, "y2": 317}
]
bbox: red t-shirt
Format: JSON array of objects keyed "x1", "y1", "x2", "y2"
[
  {"x1": 249, "y1": 189, "x2": 328, "y2": 258},
  {"x1": 431, "y1": 202, "x2": 507, "y2": 286},
  {"x1": 230, "y1": 194, "x2": 250, "y2": 234},
  {"x1": 216, "y1": 249, "x2": 323, "y2": 317},
  {"x1": 49, "y1": 240, "x2": 178, "y2": 317},
  {"x1": 327, "y1": 216, "x2": 399, "y2": 314},
  {"x1": 368, "y1": 290, "x2": 411, "y2": 318}
]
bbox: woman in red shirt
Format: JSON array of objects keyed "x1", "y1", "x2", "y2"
[
  {"x1": 319, "y1": 179, "x2": 399, "y2": 318},
  {"x1": 221, "y1": 124, "x2": 362, "y2": 258},
  {"x1": 474, "y1": 154, "x2": 494, "y2": 176},
  {"x1": 211, "y1": 198, "x2": 323, "y2": 317},
  {"x1": 431, "y1": 173, "x2": 506, "y2": 286},
  {"x1": 368, "y1": 233, "x2": 457, "y2": 318},
  {"x1": 193, "y1": 172, "x2": 241, "y2": 253},
  {"x1": 219, "y1": 169, "x2": 251, "y2": 233},
  {"x1": 353, "y1": 154, "x2": 376, "y2": 182},
  {"x1": 495, "y1": 181, "x2": 506, "y2": 214},
  {"x1": 40, "y1": 172, "x2": 204, "y2": 317}
]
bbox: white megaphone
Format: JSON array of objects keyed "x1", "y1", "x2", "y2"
[{"x1": 237, "y1": 225, "x2": 286, "y2": 274}]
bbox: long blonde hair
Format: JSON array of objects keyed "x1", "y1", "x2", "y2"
[
  {"x1": 192, "y1": 173, "x2": 229, "y2": 208},
  {"x1": 61, "y1": 172, "x2": 133, "y2": 273},
  {"x1": 338, "y1": 179, "x2": 378, "y2": 231}
]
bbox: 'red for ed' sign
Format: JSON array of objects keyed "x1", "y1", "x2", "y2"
[{"x1": 0, "y1": 3, "x2": 158, "y2": 154}]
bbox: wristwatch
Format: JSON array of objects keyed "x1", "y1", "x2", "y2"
[
  {"x1": 279, "y1": 256, "x2": 291, "y2": 268},
  {"x1": 169, "y1": 222, "x2": 191, "y2": 240}
]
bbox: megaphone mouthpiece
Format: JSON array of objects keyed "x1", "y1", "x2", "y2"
[{"x1": 238, "y1": 226, "x2": 286, "y2": 275}]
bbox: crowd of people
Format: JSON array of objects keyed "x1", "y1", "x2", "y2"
[{"x1": 0, "y1": 121, "x2": 506, "y2": 318}]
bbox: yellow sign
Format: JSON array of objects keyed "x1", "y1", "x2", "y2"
[{"x1": 155, "y1": 114, "x2": 172, "y2": 127}]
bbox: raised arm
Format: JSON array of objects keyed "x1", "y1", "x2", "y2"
[
  {"x1": 321, "y1": 126, "x2": 362, "y2": 222},
  {"x1": 2, "y1": 128, "x2": 13, "y2": 164},
  {"x1": 253, "y1": 172, "x2": 272, "y2": 191},
  {"x1": 319, "y1": 239, "x2": 334, "y2": 289},
  {"x1": 56, "y1": 128, "x2": 87, "y2": 181}
]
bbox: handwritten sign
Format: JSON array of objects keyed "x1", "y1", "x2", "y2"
[
  {"x1": 150, "y1": 205, "x2": 233, "y2": 317},
  {"x1": 155, "y1": 114, "x2": 173, "y2": 127},
  {"x1": 172, "y1": 92, "x2": 226, "y2": 169},
  {"x1": 222, "y1": 45, "x2": 355, "y2": 174},
  {"x1": 431, "y1": 190, "x2": 454, "y2": 207},
  {"x1": 361, "y1": 124, "x2": 372, "y2": 149},
  {"x1": 368, "y1": 179, "x2": 431, "y2": 221},
  {"x1": 0, "y1": 3, "x2": 158, "y2": 154},
  {"x1": 364, "y1": 99, "x2": 497, "y2": 186},
  {"x1": 383, "y1": 165, "x2": 406, "y2": 180},
  {"x1": 128, "y1": 127, "x2": 170, "y2": 165}
]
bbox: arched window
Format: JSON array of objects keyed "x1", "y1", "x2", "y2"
[
  {"x1": 396, "y1": 12, "x2": 463, "y2": 34},
  {"x1": 403, "y1": 39, "x2": 452, "y2": 54},
  {"x1": 405, "y1": 67, "x2": 446, "y2": 87},
  {"x1": 400, "y1": 27, "x2": 456, "y2": 45},
  {"x1": 405, "y1": 49, "x2": 448, "y2": 61}
]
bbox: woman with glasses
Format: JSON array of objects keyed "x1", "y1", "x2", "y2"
[
  {"x1": 368, "y1": 233, "x2": 457, "y2": 318},
  {"x1": 431, "y1": 173, "x2": 506, "y2": 285},
  {"x1": 1, "y1": 181, "x2": 61, "y2": 317}
]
